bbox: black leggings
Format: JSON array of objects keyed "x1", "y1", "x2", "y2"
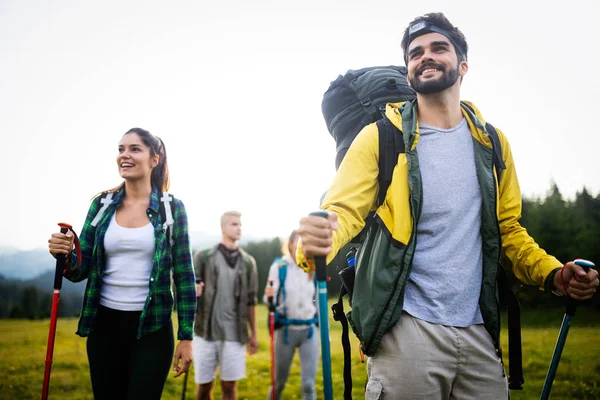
[{"x1": 86, "y1": 305, "x2": 174, "y2": 400}]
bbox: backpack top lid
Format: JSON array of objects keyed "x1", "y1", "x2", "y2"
[{"x1": 321, "y1": 66, "x2": 416, "y2": 169}]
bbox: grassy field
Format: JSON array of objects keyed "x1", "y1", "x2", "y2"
[{"x1": 0, "y1": 303, "x2": 598, "y2": 399}]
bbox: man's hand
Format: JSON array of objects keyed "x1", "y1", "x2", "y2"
[
  {"x1": 172, "y1": 340, "x2": 193, "y2": 377},
  {"x1": 297, "y1": 212, "x2": 338, "y2": 259},
  {"x1": 247, "y1": 335, "x2": 258, "y2": 355},
  {"x1": 554, "y1": 261, "x2": 599, "y2": 300},
  {"x1": 196, "y1": 282, "x2": 204, "y2": 297}
]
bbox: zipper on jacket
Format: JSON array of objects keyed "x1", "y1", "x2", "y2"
[
  {"x1": 364, "y1": 138, "x2": 423, "y2": 354},
  {"x1": 491, "y1": 143, "x2": 503, "y2": 354}
]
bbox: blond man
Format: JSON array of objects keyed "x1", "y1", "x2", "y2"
[{"x1": 192, "y1": 211, "x2": 258, "y2": 400}]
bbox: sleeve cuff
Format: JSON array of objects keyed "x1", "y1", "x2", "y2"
[
  {"x1": 177, "y1": 326, "x2": 194, "y2": 341},
  {"x1": 67, "y1": 251, "x2": 80, "y2": 273},
  {"x1": 543, "y1": 267, "x2": 561, "y2": 293}
]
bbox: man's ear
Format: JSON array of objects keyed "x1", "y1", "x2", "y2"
[{"x1": 459, "y1": 60, "x2": 469, "y2": 77}]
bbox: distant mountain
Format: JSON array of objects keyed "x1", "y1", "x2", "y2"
[
  {"x1": 27, "y1": 269, "x2": 86, "y2": 296},
  {"x1": 0, "y1": 245, "x2": 20, "y2": 255},
  {"x1": 0, "y1": 249, "x2": 55, "y2": 280},
  {"x1": 0, "y1": 231, "x2": 271, "y2": 280}
]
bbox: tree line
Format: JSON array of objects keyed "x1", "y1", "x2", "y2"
[
  {"x1": 508, "y1": 184, "x2": 600, "y2": 310},
  {"x1": 0, "y1": 274, "x2": 84, "y2": 319},
  {"x1": 1, "y1": 182, "x2": 598, "y2": 320}
]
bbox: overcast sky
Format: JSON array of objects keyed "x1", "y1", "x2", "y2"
[{"x1": 1, "y1": 0, "x2": 599, "y2": 251}]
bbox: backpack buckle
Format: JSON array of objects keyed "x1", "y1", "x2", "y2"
[{"x1": 331, "y1": 302, "x2": 343, "y2": 322}]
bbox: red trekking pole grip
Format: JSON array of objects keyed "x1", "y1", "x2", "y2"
[{"x1": 56, "y1": 222, "x2": 82, "y2": 280}]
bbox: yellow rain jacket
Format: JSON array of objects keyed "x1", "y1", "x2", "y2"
[{"x1": 298, "y1": 100, "x2": 561, "y2": 356}]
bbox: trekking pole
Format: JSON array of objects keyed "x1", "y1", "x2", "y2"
[
  {"x1": 540, "y1": 258, "x2": 595, "y2": 400},
  {"x1": 267, "y1": 279, "x2": 276, "y2": 400},
  {"x1": 182, "y1": 278, "x2": 205, "y2": 400},
  {"x1": 181, "y1": 370, "x2": 188, "y2": 400},
  {"x1": 42, "y1": 222, "x2": 81, "y2": 400},
  {"x1": 310, "y1": 211, "x2": 333, "y2": 400}
]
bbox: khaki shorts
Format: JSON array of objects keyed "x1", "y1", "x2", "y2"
[
  {"x1": 192, "y1": 336, "x2": 247, "y2": 384},
  {"x1": 366, "y1": 312, "x2": 509, "y2": 400}
]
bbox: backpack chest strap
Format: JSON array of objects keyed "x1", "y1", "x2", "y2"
[{"x1": 90, "y1": 193, "x2": 114, "y2": 227}]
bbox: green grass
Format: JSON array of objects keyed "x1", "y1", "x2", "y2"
[{"x1": 0, "y1": 304, "x2": 599, "y2": 399}]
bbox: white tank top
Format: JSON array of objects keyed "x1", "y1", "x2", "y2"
[{"x1": 100, "y1": 213, "x2": 155, "y2": 311}]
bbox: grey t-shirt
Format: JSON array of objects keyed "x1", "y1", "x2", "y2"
[
  {"x1": 209, "y1": 251, "x2": 239, "y2": 341},
  {"x1": 402, "y1": 118, "x2": 484, "y2": 327}
]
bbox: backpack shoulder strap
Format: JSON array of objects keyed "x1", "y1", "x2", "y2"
[
  {"x1": 278, "y1": 259, "x2": 288, "y2": 283},
  {"x1": 376, "y1": 116, "x2": 405, "y2": 207},
  {"x1": 485, "y1": 123, "x2": 506, "y2": 184},
  {"x1": 90, "y1": 192, "x2": 114, "y2": 227},
  {"x1": 275, "y1": 258, "x2": 287, "y2": 309},
  {"x1": 460, "y1": 102, "x2": 506, "y2": 184},
  {"x1": 497, "y1": 265, "x2": 524, "y2": 390},
  {"x1": 331, "y1": 280, "x2": 353, "y2": 399},
  {"x1": 159, "y1": 191, "x2": 175, "y2": 247}
]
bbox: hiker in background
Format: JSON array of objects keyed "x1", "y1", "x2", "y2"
[
  {"x1": 193, "y1": 211, "x2": 258, "y2": 400},
  {"x1": 296, "y1": 12, "x2": 599, "y2": 400},
  {"x1": 263, "y1": 230, "x2": 319, "y2": 400},
  {"x1": 47, "y1": 128, "x2": 196, "y2": 399}
]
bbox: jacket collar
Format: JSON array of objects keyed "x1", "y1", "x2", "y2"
[
  {"x1": 149, "y1": 186, "x2": 160, "y2": 213},
  {"x1": 386, "y1": 99, "x2": 492, "y2": 149}
]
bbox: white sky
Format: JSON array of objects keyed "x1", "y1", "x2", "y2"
[{"x1": 1, "y1": 0, "x2": 599, "y2": 251}]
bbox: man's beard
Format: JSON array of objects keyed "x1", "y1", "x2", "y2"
[{"x1": 409, "y1": 62, "x2": 459, "y2": 94}]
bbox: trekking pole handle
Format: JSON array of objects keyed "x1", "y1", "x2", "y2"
[
  {"x1": 573, "y1": 258, "x2": 594, "y2": 271},
  {"x1": 54, "y1": 223, "x2": 72, "y2": 290},
  {"x1": 267, "y1": 279, "x2": 274, "y2": 310},
  {"x1": 309, "y1": 211, "x2": 329, "y2": 282},
  {"x1": 566, "y1": 259, "x2": 595, "y2": 315}
]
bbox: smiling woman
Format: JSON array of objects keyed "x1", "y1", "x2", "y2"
[
  {"x1": 46, "y1": 127, "x2": 196, "y2": 400},
  {"x1": 115, "y1": 128, "x2": 170, "y2": 195}
]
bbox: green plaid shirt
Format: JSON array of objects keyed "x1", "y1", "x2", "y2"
[{"x1": 65, "y1": 186, "x2": 196, "y2": 340}]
